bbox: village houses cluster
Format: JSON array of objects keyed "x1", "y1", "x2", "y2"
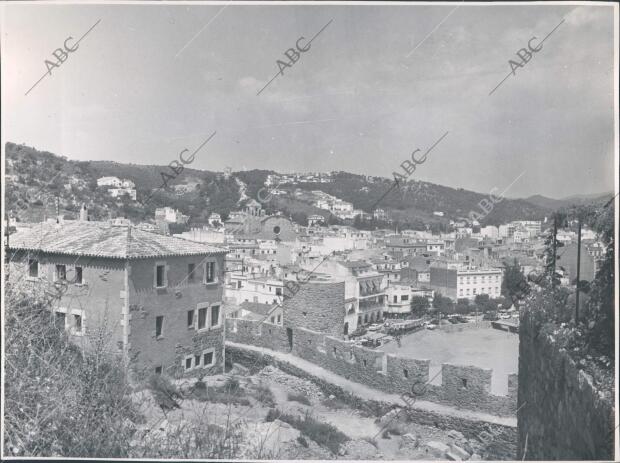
[{"x1": 5, "y1": 172, "x2": 606, "y2": 378}]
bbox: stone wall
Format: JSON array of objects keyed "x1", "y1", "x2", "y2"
[
  {"x1": 227, "y1": 344, "x2": 518, "y2": 460},
  {"x1": 517, "y1": 313, "x2": 615, "y2": 460},
  {"x1": 282, "y1": 280, "x2": 346, "y2": 337},
  {"x1": 225, "y1": 319, "x2": 517, "y2": 417}
]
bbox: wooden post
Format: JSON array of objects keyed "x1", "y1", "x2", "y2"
[
  {"x1": 551, "y1": 214, "x2": 558, "y2": 290},
  {"x1": 575, "y1": 214, "x2": 582, "y2": 323}
]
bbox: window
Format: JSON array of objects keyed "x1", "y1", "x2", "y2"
[
  {"x1": 461, "y1": 378, "x2": 468, "y2": 388},
  {"x1": 56, "y1": 264, "x2": 67, "y2": 281},
  {"x1": 154, "y1": 366, "x2": 162, "y2": 375},
  {"x1": 73, "y1": 314, "x2": 83, "y2": 334},
  {"x1": 155, "y1": 316, "x2": 164, "y2": 338},
  {"x1": 155, "y1": 264, "x2": 166, "y2": 288},
  {"x1": 55, "y1": 312, "x2": 66, "y2": 329},
  {"x1": 271, "y1": 316, "x2": 275, "y2": 323},
  {"x1": 188, "y1": 263, "x2": 195, "y2": 283},
  {"x1": 202, "y1": 350, "x2": 214, "y2": 367},
  {"x1": 277, "y1": 314, "x2": 281, "y2": 324},
  {"x1": 28, "y1": 259, "x2": 39, "y2": 278},
  {"x1": 194, "y1": 354, "x2": 201, "y2": 367},
  {"x1": 403, "y1": 368, "x2": 409, "y2": 378},
  {"x1": 185, "y1": 357, "x2": 192, "y2": 370},
  {"x1": 74, "y1": 266, "x2": 83, "y2": 284},
  {"x1": 393, "y1": 295, "x2": 398, "y2": 303},
  {"x1": 276, "y1": 287, "x2": 282, "y2": 296},
  {"x1": 198, "y1": 307, "x2": 207, "y2": 330},
  {"x1": 205, "y1": 261, "x2": 216, "y2": 283},
  {"x1": 187, "y1": 310, "x2": 195, "y2": 329},
  {"x1": 402, "y1": 295, "x2": 409, "y2": 301},
  {"x1": 211, "y1": 305, "x2": 220, "y2": 328}
]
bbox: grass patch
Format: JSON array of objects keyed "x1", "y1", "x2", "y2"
[
  {"x1": 264, "y1": 408, "x2": 349, "y2": 454},
  {"x1": 287, "y1": 392, "x2": 311, "y2": 406}
]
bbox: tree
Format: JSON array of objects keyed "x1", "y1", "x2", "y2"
[
  {"x1": 410, "y1": 296, "x2": 429, "y2": 315},
  {"x1": 433, "y1": 292, "x2": 454, "y2": 314},
  {"x1": 455, "y1": 298, "x2": 471, "y2": 314},
  {"x1": 501, "y1": 258, "x2": 529, "y2": 307}
]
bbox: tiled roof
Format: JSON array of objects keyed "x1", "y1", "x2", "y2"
[
  {"x1": 341, "y1": 260, "x2": 371, "y2": 268},
  {"x1": 7, "y1": 221, "x2": 228, "y2": 259},
  {"x1": 240, "y1": 301, "x2": 279, "y2": 316}
]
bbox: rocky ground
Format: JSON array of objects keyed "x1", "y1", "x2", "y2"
[{"x1": 129, "y1": 364, "x2": 496, "y2": 460}]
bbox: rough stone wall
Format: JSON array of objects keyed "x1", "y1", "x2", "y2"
[
  {"x1": 225, "y1": 320, "x2": 517, "y2": 416},
  {"x1": 283, "y1": 280, "x2": 346, "y2": 337},
  {"x1": 226, "y1": 318, "x2": 291, "y2": 352},
  {"x1": 517, "y1": 313, "x2": 615, "y2": 460},
  {"x1": 227, "y1": 344, "x2": 518, "y2": 460},
  {"x1": 128, "y1": 254, "x2": 226, "y2": 378}
]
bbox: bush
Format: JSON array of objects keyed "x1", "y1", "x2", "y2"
[
  {"x1": 148, "y1": 374, "x2": 181, "y2": 409},
  {"x1": 265, "y1": 408, "x2": 279, "y2": 422},
  {"x1": 252, "y1": 382, "x2": 276, "y2": 407},
  {"x1": 4, "y1": 286, "x2": 141, "y2": 457},
  {"x1": 297, "y1": 435, "x2": 309, "y2": 447},
  {"x1": 287, "y1": 392, "x2": 311, "y2": 406},
  {"x1": 267, "y1": 409, "x2": 350, "y2": 454}
]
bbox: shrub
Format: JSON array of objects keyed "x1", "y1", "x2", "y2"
[
  {"x1": 252, "y1": 382, "x2": 276, "y2": 407},
  {"x1": 265, "y1": 408, "x2": 279, "y2": 422},
  {"x1": 297, "y1": 435, "x2": 309, "y2": 447},
  {"x1": 148, "y1": 374, "x2": 181, "y2": 409},
  {"x1": 287, "y1": 392, "x2": 311, "y2": 406},
  {"x1": 269, "y1": 409, "x2": 350, "y2": 454},
  {"x1": 4, "y1": 286, "x2": 141, "y2": 457}
]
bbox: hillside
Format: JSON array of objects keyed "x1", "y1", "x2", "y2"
[
  {"x1": 5, "y1": 142, "x2": 239, "y2": 224},
  {"x1": 4, "y1": 141, "x2": 592, "y2": 228},
  {"x1": 524, "y1": 193, "x2": 613, "y2": 210}
]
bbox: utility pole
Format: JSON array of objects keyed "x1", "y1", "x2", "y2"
[
  {"x1": 551, "y1": 214, "x2": 558, "y2": 291},
  {"x1": 575, "y1": 213, "x2": 582, "y2": 323}
]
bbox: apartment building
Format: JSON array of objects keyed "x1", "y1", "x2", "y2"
[{"x1": 429, "y1": 264, "x2": 503, "y2": 300}]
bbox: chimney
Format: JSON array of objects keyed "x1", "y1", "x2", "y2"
[{"x1": 79, "y1": 203, "x2": 88, "y2": 221}]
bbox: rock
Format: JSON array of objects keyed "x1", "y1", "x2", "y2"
[
  {"x1": 402, "y1": 433, "x2": 418, "y2": 443},
  {"x1": 470, "y1": 453, "x2": 482, "y2": 460},
  {"x1": 425, "y1": 441, "x2": 451, "y2": 458},
  {"x1": 341, "y1": 439, "x2": 378, "y2": 459},
  {"x1": 449, "y1": 443, "x2": 471, "y2": 460},
  {"x1": 329, "y1": 395, "x2": 335, "y2": 399},
  {"x1": 446, "y1": 451, "x2": 463, "y2": 461},
  {"x1": 447, "y1": 430, "x2": 466, "y2": 441}
]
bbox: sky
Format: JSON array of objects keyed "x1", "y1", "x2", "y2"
[{"x1": 1, "y1": 1, "x2": 617, "y2": 199}]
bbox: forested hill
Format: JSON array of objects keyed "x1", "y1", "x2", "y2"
[{"x1": 4, "y1": 141, "x2": 570, "y2": 226}]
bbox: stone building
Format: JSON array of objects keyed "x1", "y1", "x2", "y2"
[{"x1": 6, "y1": 221, "x2": 228, "y2": 378}]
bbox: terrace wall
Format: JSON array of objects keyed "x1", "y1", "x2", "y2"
[
  {"x1": 225, "y1": 319, "x2": 517, "y2": 416},
  {"x1": 517, "y1": 312, "x2": 615, "y2": 460}
]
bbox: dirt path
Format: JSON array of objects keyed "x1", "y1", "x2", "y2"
[{"x1": 227, "y1": 341, "x2": 517, "y2": 427}]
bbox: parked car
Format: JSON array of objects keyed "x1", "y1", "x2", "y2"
[
  {"x1": 367, "y1": 323, "x2": 382, "y2": 331},
  {"x1": 426, "y1": 323, "x2": 437, "y2": 330}
]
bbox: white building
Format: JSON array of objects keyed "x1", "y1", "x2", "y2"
[
  {"x1": 109, "y1": 187, "x2": 137, "y2": 200},
  {"x1": 385, "y1": 285, "x2": 412, "y2": 314},
  {"x1": 226, "y1": 275, "x2": 285, "y2": 305},
  {"x1": 430, "y1": 265, "x2": 503, "y2": 300},
  {"x1": 480, "y1": 225, "x2": 499, "y2": 239},
  {"x1": 97, "y1": 176, "x2": 122, "y2": 187},
  {"x1": 155, "y1": 207, "x2": 189, "y2": 224}
]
